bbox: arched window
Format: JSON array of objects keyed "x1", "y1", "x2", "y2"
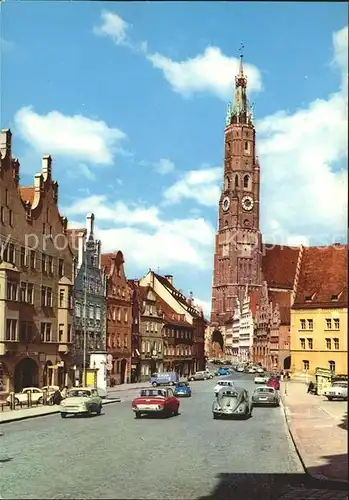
[
  {"x1": 224, "y1": 176, "x2": 230, "y2": 190},
  {"x1": 235, "y1": 174, "x2": 239, "y2": 187},
  {"x1": 243, "y1": 175, "x2": 249, "y2": 189}
]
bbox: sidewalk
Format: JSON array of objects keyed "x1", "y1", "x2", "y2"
[
  {"x1": 281, "y1": 380, "x2": 348, "y2": 483},
  {"x1": 0, "y1": 398, "x2": 120, "y2": 424}
]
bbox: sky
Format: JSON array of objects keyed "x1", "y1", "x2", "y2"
[{"x1": 1, "y1": 1, "x2": 348, "y2": 317}]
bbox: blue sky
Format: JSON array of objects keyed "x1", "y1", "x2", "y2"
[{"x1": 1, "y1": 2, "x2": 348, "y2": 316}]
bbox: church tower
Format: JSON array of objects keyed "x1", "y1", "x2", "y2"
[{"x1": 210, "y1": 54, "x2": 262, "y2": 328}]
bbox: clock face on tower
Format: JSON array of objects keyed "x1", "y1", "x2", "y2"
[
  {"x1": 222, "y1": 196, "x2": 230, "y2": 212},
  {"x1": 241, "y1": 195, "x2": 254, "y2": 211}
]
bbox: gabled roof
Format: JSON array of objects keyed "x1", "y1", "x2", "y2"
[
  {"x1": 249, "y1": 289, "x2": 262, "y2": 316},
  {"x1": 66, "y1": 228, "x2": 86, "y2": 256},
  {"x1": 153, "y1": 291, "x2": 192, "y2": 327},
  {"x1": 262, "y1": 244, "x2": 300, "y2": 290},
  {"x1": 269, "y1": 290, "x2": 292, "y2": 325},
  {"x1": 101, "y1": 251, "x2": 125, "y2": 277},
  {"x1": 293, "y1": 245, "x2": 348, "y2": 309},
  {"x1": 153, "y1": 272, "x2": 203, "y2": 318}
]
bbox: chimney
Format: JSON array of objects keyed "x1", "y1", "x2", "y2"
[
  {"x1": 0, "y1": 129, "x2": 12, "y2": 158},
  {"x1": 165, "y1": 274, "x2": 173, "y2": 285},
  {"x1": 86, "y1": 213, "x2": 95, "y2": 236},
  {"x1": 42, "y1": 155, "x2": 52, "y2": 181}
]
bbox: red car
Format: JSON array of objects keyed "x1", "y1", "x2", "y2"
[
  {"x1": 132, "y1": 387, "x2": 180, "y2": 419},
  {"x1": 267, "y1": 377, "x2": 280, "y2": 391}
]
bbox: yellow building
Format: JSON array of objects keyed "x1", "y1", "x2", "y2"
[{"x1": 290, "y1": 245, "x2": 347, "y2": 377}]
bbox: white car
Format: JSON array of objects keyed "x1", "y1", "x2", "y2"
[
  {"x1": 323, "y1": 381, "x2": 348, "y2": 401},
  {"x1": 214, "y1": 380, "x2": 235, "y2": 396},
  {"x1": 247, "y1": 367, "x2": 257, "y2": 374},
  {"x1": 254, "y1": 374, "x2": 268, "y2": 384},
  {"x1": 6, "y1": 387, "x2": 44, "y2": 405},
  {"x1": 256, "y1": 367, "x2": 264, "y2": 374},
  {"x1": 60, "y1": 387, "x2": 103, "y2": 418},
  {"x1": 236, "y1": 366, "x2": 245, "y2": 372}
]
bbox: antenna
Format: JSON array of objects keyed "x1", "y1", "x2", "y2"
[{"x1": 239, "y1": 43, "x2": 244, "y2": 58}]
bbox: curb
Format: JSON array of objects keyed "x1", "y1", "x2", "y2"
[
  {"x1": 280, "y1": 393, "x2": 348, "y2": 486},
  {"x1": 0, "y1": 398, "x2": 121, "y2": 425}
]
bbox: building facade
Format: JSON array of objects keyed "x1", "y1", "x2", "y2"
[
  {"x1": 68, "y1": 214, "x2": 107, "y2": 388},
  {"x1": 290, "y1": 245, "x2": 348, "y2": 376},
  {"x1": 128, "y1": 280, "x2": 141, "y2": 383},
  {"x1": 209, "y1": 54, "x2": 262, "y2": 351},
  {"x1": 0, "y1": 129, "x2": 74, "y2": 394},
  {"x1": 239, "y1": 287, "x2": 255, "y2": 362},
  {"x1": 102, "y1": 251, "x2": 132, "y2": 386}
]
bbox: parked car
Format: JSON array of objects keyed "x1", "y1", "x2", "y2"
[
  {"x1": 247, "y1": 367, "x2": 257, "y2": 374},
  {"x1": 216, "y1": 367, "x2": 230, "y2": 376},
  {"x1": 59, "y1": 387, "x2": 102, "y2": 418},
  {"x1": 323, "y1": 381, "x2": 348, "y2": 401},
  {"x1": 267, "y1": 377, "x2": 280, "y2": 390},
  {"x1": 212, "y1": 387, "x2": 252, "y2": 419},
  {"x1": 252, "y1": 386, "x2": 280, "y2": 407},
  {"x1": 214, "y1": 380, "x2": 235, "y2": 396},
  {"x1": 254, "y1": 374, "x2": 268, "y2": 384},
  {"x1": 6, "y1": 387, "x2": 44, "y2": 405},
  {"x1": 205, "y1": 370, "x2": 215, "y2": 379},
  {"x1": 150, "y1": 372, "x2": 179, "y2": 387},
  {"x1": 236, "y1": 365, "x2": 245, "y2": 373},
  {"x1": 132, "y1": 387, "x2": 179, "y2": 418},
  {"x1": 42, "y1": 385, "x2": 60, "y2": 403},
  {"x1": 174, "y1": 382, "x2": 192, "y2": 398},
  {"x1": 189, "y1": 371, "x2": 209, "y2": 381},
  {"x1": 256, "y1": 367, "x2": 265, "y2": 374}
]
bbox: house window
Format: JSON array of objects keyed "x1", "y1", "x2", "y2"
[
  {"x1": 124, "y1": 308, "x2": 128, "y2": 323},
  {"x1": 67, "y1": 325, "x2": 72, "y2": 343},
  {"x1": 300, "y1": 338, "x2": 306, "y2": 349},
  {"x1": 27, "y1": 283, "x2": 34, "y2": 304},
  {"x1": 329, "y1": 360, "x2": 335, "y2": 373},
  {"x1": 326, "y1": 318, "x2": 332, "y2": 329},
  {"x1": 75, "y1": 302, "x2": 81, "y2": 317},
  {"x1": 302, "y1": 360, "x2": 309, "y2": 371},
  {"x1": 333, "y1": 338, "x2": 339, "y2": 350},
  {"x1": 59, "y1": 324, "x2": 64, "y2": 342},
  {"x1": 300, "y1": 319, "x2": 306, "y2": 330},
  {"x1": 58, "y1": 259, "x2": 64, "y2": 278},
  {"x1": 325, "y1": 338, "x2": 331, "y2": 350},
  {"x1": 48, "y1": 256, "x2": 53, "y2": 274},
  {"x1": 59, "y1": 289, "x2": 64, "y2": 307},
  {"x1": 5, "y1": 319, "x2": 17, "y2": 341},
  {"x1": 307, "y1": 319, "x2": 313, "y2": 330},
  {"x1": 307, "y1": 338, "x2": 313, "y2": 350},
  {"x1": 20, "y1": 282, "x2": 27, "y2": 302},
  {"x1": 42, "y1": 254, "x2": 47, "y2": 273},
  {"x1": 141, "y1": 341, "x2": 145, "y2": 353},
  {"x1": 40, "y1": 323, "x2": 52, "y2": 342},
  {"x1": 243, "y1": 174, "x2": 249, "y2": 189},
  {"x1": 89, "y1": 305, "x2": 94, "y2": 319},
  {"x1": 2, "y1": 242, "x2": 15, "y2": 263},
  {"x1": 9, "y1": 209, "x2": 13, "y2": 226},
  {"x1": 117, "y1": 308, "x2": 121, "y2": 322},
  {"x1": 41, "y1": 286, "x2": 52, "y2": 307},
  {"x1": 235, "y1": 174, "x2": 239, "y2": 187},
  {"x1": 334, "y1": 318, "x2": 340, "y2": 329},
  {"x1": 30, "y1": 250, "x2": 36, "y2": 269},
  {"x1": 7, "y1": 280, "x2": 17, "y2": 301},
  {"x1": 20, "y1": 247, "x2": 27, "y2": 267},
  {"x1": 96, "y1": 306, "x2": 101, "y2": 320}
]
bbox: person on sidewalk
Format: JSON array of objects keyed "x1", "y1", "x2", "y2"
[
  {"x1": 60, "y1": 386, "x2": 68, "y2": 399},
  {"x1": 307, "y1": 381, "x2": 316, "y2": 394}
]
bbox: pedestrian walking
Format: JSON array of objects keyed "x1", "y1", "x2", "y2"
[{"x1": 61, "y1": 386, "x2": 68, "y2": 399}]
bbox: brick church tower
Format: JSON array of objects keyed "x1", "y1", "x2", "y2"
[{"x1": 210, "y1": 54, "x2": 262, "y2": 333}]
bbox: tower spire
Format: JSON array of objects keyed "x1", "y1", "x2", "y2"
[{"x1": 225, "y1": 43, "x2": 252, "y2": 127}]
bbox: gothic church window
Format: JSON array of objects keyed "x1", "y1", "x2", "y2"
[
  {"x1": 243, "y1": 175, "x2": 250, "y2": 189},
  {"x1": 235, "y1": 175, "x2": 239, "y2": 187},
  {"x1": 224, "y1": 177, "x2": 230, "y2": 190}
]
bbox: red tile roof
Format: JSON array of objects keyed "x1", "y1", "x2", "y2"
[
  {"x1": 19, "y1": 186, "x2": 35, "y2": 205},
  {"x1": 153, "y1": 272, "x2": 201, "y2": 318},
  {"x1": 153, "y1": 292, "x2": 192, "y2": 327},
  {"x1": 249, "y1": 289, "x2": 262, "y2": 316},
  {"x1": 269, "y1": 290, "x2": 292, "y2": 324},
  {"x1": 293, "y1": 245, "x2": 348, "y2": 309},
  {"x1": 262, "y1": 244, "x2": 300, "y2": 290},
  {"x1": 101, "y1": 251, "x2": 124, "y2": 276}
]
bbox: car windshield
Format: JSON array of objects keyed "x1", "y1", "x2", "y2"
[
  {"x1": 68, "y1": 390, "x2": 91, "y2": 397},
  {"x1": 176, "y1": 383, "x2": 187, "y2": 387},
  {"x1": 220, "y1": 390, "x2": 238, "y2": 397},
  {"x1": 256, "y1": 387, "x2": 274, "y2": 393},
  {"x1": 218, "y1": 381, "x2": 232, "y2": 386},
  {"x1": 333, "y1": 382, "x2": 347, "y2": 388},
  {"x1": 140, "y1": 389, "x2": 166, "y2": 397}
]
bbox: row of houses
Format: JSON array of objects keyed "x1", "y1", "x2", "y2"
[
  {"x1": 0, "y1": 129, "x2": 206, "y2": 395},
  {"x1": 207, "y1": 244, "x2": 347, "y2": 377}
]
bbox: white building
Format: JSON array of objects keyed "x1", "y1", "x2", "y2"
[
  {"x1": 232, "y1": 298, "x2": 240, "y2": 362},
  {"x1": 239, "y1": 286, "x2": 255, "y2": 362}
]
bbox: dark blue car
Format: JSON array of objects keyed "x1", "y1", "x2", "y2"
[
  {"x1": 216, "y1": 367, "x2": 230, "y2": 376},
  {"x1": 174, "y1": 382, "x2": 192, "y2": 397}
]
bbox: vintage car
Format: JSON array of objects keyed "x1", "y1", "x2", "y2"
[
  {"x1": 212, "y1": 387, "x2": 252, "y2": 419},
  {"x1": 323, "y1": 381, "x2": 348, "y2": 401},
  {"x1": 254, "y1": 374, "x2": 268, "y2": 384},
  {"x1": 236, "y1": 365, "x2": 245, "y2": 373},
  {"x1": 256, "y1": 367, "x2": 265, "y2": 374},
  {"x1": 59, "y1": 387, "x2": 102, "y2": 418},
  {"x1": 216, "y1": 367, "x2": 230, "y2": 376},
  {"x1": 204, "y1": 369, "x2": 215, "y2": 379},
  {"x1": 252, "y1": 386, "x2": 280, "y2": 406},
  {"x1": 174, "y1": 382, "x2": 192, "y2": 397},
  {"x1": 6, "y1": 387, "x2": 44, "y2": 405},
  {"x1": 267, "y1": 377, "x2": 280, "y2": 390},
  {"x1": 214, "y1": 380, "x2": 235, "y2": 396},
  {"x1": 132, "y1": 388, "x2": 180, "y2": 418},
  {"x1": 188, "y1": 371, "x2": 209, "y2": 381}
]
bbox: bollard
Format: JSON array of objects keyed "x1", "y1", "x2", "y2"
[
  {"x1": 9, "y1": 392, "x2": 15, "y2": 410},
  {"x1": 27, "y1": 390, "x2": 32, "y2": 408}
]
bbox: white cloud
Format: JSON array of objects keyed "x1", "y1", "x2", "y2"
[
  {"x1": 93, "y1": 10, "x2": 130, "y2": 46},
  {"x1": 192, "y1": 297, "x2": 211, "y2": 318},
  {"x1": 163, "y1": 167, "x2": 221, "y2": 207},
  {"x1": 67, "y1": 163, "x2": 96, "y2": 181},
  {"x1": 147, "y1": 47, "x2": 262, "y2": 100},
  {"x1": 257, "y1": 25, "x2": 348, "y2": 244},
  {"x1": 66, "y1": 197, "x2": 215, "y2": 270},
  {"x1": 14, "y1": 106, "x2": 126, "y2": 165},
  {"x1": 155, "y1": 158, "x2": 175, "y2": 175}
]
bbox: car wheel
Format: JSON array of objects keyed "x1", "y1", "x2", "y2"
[
  {"x1": 189, "y1": 377, "x2": 194, "y2": 381},
  {"x1": 61, "y1": 413, "x2": 67, "y2": 419},
  {"x1": 213, "y1": 413, "x2": 219, "y2": 419},
  {"x1": 152, "y1": 382, "x2": 158, "y2": 387},
  {"x1": 327, "y1": 397, "x2": 333, "y2": 401},
  {"x1": 96, "y1": 404, "x2": 102, "y2": 415},
  {"x1": 38, "y1": 397, "x2": 43, "y2": 405},
  {"x1": 15, "y1": 398, "x2": 20, "y2": 405},
  {"x1": 134, "y1": 412, "x2": 141, "y2": 419},
  {"x1": 173, "y1": 406, "x2": 179, "y2": 416},
  {"x1": 87, "y1": 407, "x2": 93, "y2": 417}
]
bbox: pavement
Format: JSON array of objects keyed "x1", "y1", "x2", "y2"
[
  {"x1": 0, "y1": 373, "x2": 348, "y2": 500},
  {"x1": 281, "y1": 379, "x2": 348, "y2": 483}
]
